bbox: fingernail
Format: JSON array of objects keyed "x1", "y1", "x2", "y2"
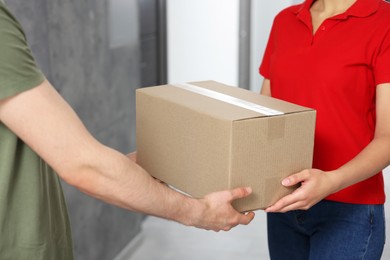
[
  {"x1": 281, "y1": 179, "x2": 290, "y2": 186},
  {"x1": 246, "y1": 187, "x2": 252, "y2": 193}
]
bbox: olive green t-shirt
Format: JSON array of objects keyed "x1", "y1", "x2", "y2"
[{"x1": 0, "y1": 3, "x2": 74, "y2": 259}]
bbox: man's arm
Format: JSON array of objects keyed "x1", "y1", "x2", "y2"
[{"x1": 0, "y1": 79, "x2": 254, "y2": 231}]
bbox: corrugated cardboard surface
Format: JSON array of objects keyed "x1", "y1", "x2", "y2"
[{"x1": 136, "y1": 81, "x2": 316, "y2": 212}]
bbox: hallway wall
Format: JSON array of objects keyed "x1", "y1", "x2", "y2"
[
  {"x1": 6, "y1": 1, "x2": 143, "y2": 259},
  {"x1": 167, "y1": 0, "x2": 240, "y2": 85}
]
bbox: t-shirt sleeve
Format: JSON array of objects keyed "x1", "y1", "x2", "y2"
[
  {"x1": 374, "y1": 28, "x2": 390, "y2": 86},
  {"x1": 0, "y1": 3, "x2": 45, "y2": 100},
  {"x1": 259, "y1": 20, "x2": 276, "y2": 80}
]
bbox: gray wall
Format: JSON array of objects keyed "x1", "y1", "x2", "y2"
[
  {"x1": 6, "y1": 0, "x2": 144, "y2": 259},
  {"x1": 138, "y1": 0, "x2": 167, "y2": 87}
]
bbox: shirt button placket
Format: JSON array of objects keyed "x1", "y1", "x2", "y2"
[{"x1": 312, "y1": 24, "x2": 327, "y2": 45}]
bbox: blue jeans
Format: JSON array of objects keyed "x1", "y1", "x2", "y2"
[{"x1": 267, "y1": 200, "x2": 385, "y2": 260}]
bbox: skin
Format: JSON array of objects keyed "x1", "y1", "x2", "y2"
[
  {"x1": 260, "y1": 1, "x2": 390, "y2": 213},
  {"x1": 310, "y1": 0, "x2": 358, "y2": 33},
  {"x1": 0, "y1": 79, "x2": 255, "y2": 232}
]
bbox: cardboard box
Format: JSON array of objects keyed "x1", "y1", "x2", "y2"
[{"x1": 136, "y1": 81, "x2": 316, "y2": 212}]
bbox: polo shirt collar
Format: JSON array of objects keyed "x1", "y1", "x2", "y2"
[{"x1": 296, "y1": 0, "x2": 381, "y2": 20}]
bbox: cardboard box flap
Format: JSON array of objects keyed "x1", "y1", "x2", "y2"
[
  {"x1": 137, "y1": 81, "x2": 313, "y2": 122},
  {"x1": 190, "y1": 80, "x2": 314, "y2": 115},
  {"x1": 137, "y1": 85, "x2": 267, "y2": 122}
]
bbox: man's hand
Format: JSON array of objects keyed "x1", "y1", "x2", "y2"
[
  {"x1": 127, "y1": 152, "x2": 137, "y2": 162},
  {"x1": 190, "y1": 187, "x2": 255, "y2": 232},
  {"x1": 126, "y1": 151, "x2": 254, "y2": 231}
]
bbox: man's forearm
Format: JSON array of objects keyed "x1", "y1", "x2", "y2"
[
  {"x1": 0, "y1": 80, "x2": 254, "y2": 231},
  {"x1": 66, "y1": 145, "x2": 200, "y2": 225}
]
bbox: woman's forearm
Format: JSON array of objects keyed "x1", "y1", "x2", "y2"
[{"x1": 328, "y1": 134, "x2": 390, "y2": 193}]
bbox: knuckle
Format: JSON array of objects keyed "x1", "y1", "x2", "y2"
[
  {"x1": 223, "y1": 226, "x2": 231, "y2": 231},
  {"x1": 302, "y1": 169, "x2": 311, "y2": 177},
  {"x1": 229, "y1": 216, "x2": 240, "y2": 226},
  {"x1": 232, "y1": 188, "x2": 244, "y2": 198},
  {"x1": 300, "y1": 200, "x2": 311, "y2": 210}
]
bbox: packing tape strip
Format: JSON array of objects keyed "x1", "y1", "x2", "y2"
[{"x1": 172, "y1": 83, "x2": 284, "y2": 116}]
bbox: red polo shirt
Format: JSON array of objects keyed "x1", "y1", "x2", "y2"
[{"x1": 260, "y1": 0, "x2": 390, "y2": 204}]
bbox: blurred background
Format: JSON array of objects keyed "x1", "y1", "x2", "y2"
[{"x1": 5, "y1": 0, "x2": 390, "y2": 259}]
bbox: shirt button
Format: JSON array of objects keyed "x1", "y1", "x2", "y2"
[{"x1": 320, "y1": 26, "x2": 326, "y2": 31}]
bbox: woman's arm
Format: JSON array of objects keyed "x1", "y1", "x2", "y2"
[
  {"x1": 0, "y1": 79, "x2": 254, "y2": 231},
  {"x1": 266, "y1": 83, "x2": 390, "y2": 212},
  {"x1": 260, "y1": 78, "x2": 271, "y2": 96}
]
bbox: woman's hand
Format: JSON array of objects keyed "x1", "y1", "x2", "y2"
[{"x1": 265, "y1": 169, "x2": 338, "y2": 213}]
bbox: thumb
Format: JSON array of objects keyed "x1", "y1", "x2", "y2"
[
  {"x1": 281, "y1": 170, "x2": 310, "y2": 187},
  {"x1": 229, "y1": 187, "x2": 252, "y2": 201}
]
